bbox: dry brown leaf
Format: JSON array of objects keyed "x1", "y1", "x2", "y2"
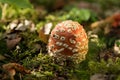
[
  {"x1": 111, "y1": 13, "x2": 120, "y2": 27},
  {"x1": 39, "y1": 23, "x2": 52, "y2": 43},
  {"x1": 90, "y1": 20, "x2": 104, "y2": 29},
  {"x1": 2, "y1": 63, "x2": 31, "y2": 74},
  {"x1": 91, "y1": 13, "x2": 120, "y2": 29},
  {"x1": 90, "y1": 13, "x2": 120, "y2": 36},
  {"x1": 39, "y1": 29, "x2": 49, "y2": 43},
  {"x1": 2, "y1": 63, "x2": 31, "y2": 80},
  {"x1": 6, "y1": 37, "x2": 21, "y2": 49}
]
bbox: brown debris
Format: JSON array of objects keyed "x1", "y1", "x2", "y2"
[
  {"x1": 90, "y1": 13, "x2": 120, "y2": 37},
  {"x1": 38, "y1": 23, "x2": 53, "y2": 43},
  {"x1": 91, "y1": 13, "x2": 120, "y2": 29},
  {"x1": 2, "y1": 63, "x2": 31, "y2": 80},
  {"x1": 6, "y1": 37, "x2": 21, "y2": 49},
  {"x1": 99, "y1": 49, "x2": 120, "y2": 61}
]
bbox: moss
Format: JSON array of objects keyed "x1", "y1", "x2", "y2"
[
  {"x1": 22, "y1": 53, "x2": 77, "y2": 80},
  {"x1": 0, "y1": 39, "x2": 8, "y2": 54}
]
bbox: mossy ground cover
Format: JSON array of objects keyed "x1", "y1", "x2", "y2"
[{"x1": 0, "y1": 0, "x2": 120, "y2": 80}]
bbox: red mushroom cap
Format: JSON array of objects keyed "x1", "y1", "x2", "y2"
[{"x1": 48, "y1": 20, "x2": 88, "y2": 60}]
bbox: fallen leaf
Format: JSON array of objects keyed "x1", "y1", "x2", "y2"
[
  {"x1": 8, "y1": 19, "x2": 35, "y2": 32},
  {"x1": 90, "y1": 20, "x2": 104, "y2": 29},
  {"x1": 9, "y1": 20, "x2": 19, "y2": 30},
  {"x1": 90, "y1": 12, "x2": 120, "y2": 36},
  {"x1": 111, "y1": 13, "x2": 120, "y2": 27},
  {"x1": 90, "y1": 13, "x2": 120, "y2": 29},
  {"x1": 3, "y1": 63, "x2": 30, "y2": 75},
  {"x1": 29, "y1": 22, "x2": 36, "y2": 32},
  {"x1": 6, "y1": 37, "x2": 21, "y2": 49},
  {"x1": 39, "y1": 22, "x2": 52, "y2": 43},
  {"x1": 2, "y1": 63, "x2": 31, "y2": 80},
  {"x1": 24, "y1": 19, "x2": 31, "y2": 27},
  {"x1": 15, "y1": 23, "x2": 27, "y2": 31}
]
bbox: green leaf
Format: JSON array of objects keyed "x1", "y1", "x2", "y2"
[
  {"x1": 79, "y1": 9, "x2": 91, "y2": 21},
  {"x1": 67, "y1": 8, "x2": 91, "y2": 22},
  {"x1": 116, "y1": 40, "x2": 120, "y2": 46},
  {"x1": 0, "y1": 0, "x2": 32, "y2": 8}
]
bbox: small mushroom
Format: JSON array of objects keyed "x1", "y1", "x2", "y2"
[{"x1": 48, "y1": 20, "x2": 88, "y2": 61}]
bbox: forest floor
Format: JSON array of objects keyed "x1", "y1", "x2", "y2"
[{"x1": 0, "y1": 0, "x2": 120, "y2": 80}]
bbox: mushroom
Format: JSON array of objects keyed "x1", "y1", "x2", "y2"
[{"x1": 48, "y1": 20, "x2": 88, "y2": 61}]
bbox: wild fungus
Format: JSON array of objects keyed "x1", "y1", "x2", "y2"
[{"x1": 48, "y1": 20, "x2": 88, "y2": 61}]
